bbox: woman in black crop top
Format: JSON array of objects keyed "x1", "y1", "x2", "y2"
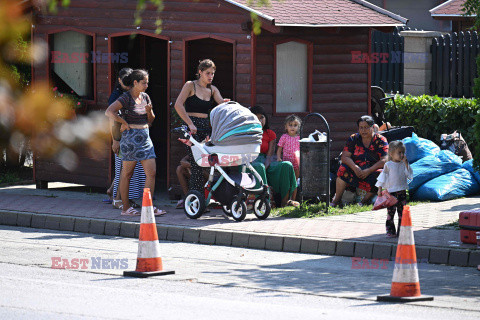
[{"x1": 174, "y1": 59, "x2": 227, "y2": 192}]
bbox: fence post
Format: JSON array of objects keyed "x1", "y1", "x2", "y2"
[{"x1": 400, "y1": 31, "x2": 445, "y2": 96}]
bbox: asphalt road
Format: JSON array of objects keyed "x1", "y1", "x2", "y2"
[{"x1": 0, "y1": 225, "x2": 479, "y2": 319}]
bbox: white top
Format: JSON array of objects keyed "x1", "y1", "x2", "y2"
[{"x1": 375, "y1": 161, "x2": 413, "y2": 193}]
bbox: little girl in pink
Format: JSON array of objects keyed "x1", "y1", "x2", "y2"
[{"x1": 277, "y1": 115, "x2": 301, "y2": 204}]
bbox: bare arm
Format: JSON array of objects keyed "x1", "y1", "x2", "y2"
[
  {"x1": 265, "y1": 140, "x2": 276, "y2": 168},
  {"x1": 277, "y1": 146, "x2": 283, "y2": 162},
  {"x1": 105, "y1": 100, "x2": 128, "y2": 127},
  {"x1": 212, "y1": 86, "x2": 226, "y2": 105},
  {"x1": 145, "y1": 102, "x2": 155, "y2": 126},
  {"x1": 174, "y1": 81, "x2": 196, "y2": 133}
]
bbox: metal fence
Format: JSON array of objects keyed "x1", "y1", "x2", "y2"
[
  {"x1": 371, "y1": 27, "x2": 416, "y2": 94},
  {"x1": 431, "y1": 31, "x2": 480, "y2": 98}
]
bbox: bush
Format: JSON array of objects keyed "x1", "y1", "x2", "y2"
[{"x1": 384, "y1": 94, "x2": 478, "y2": 149}]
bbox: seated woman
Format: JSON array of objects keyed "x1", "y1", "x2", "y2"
[
  {"x1": 330, "y1": 115, "x2": 388, "y2": 207},
  {"x1": 250, "y1": 106, "x2": 299, "y2": 207}
]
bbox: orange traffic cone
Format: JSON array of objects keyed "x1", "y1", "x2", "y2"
[
  {"x1": 377, "y1": 205, "x2": 433, "y2": 302},
  {"x1": 124, "y1": 188, "x2": 175, "y2": 278}
]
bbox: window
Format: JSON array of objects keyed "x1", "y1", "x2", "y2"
[
  {"x1": 275, "y1": 41, "x2": 309, "y2": 113},
  {"x1": 50, "y1": 30, "x2": 94, "y2": 100}
]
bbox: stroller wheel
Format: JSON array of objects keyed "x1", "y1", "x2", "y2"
[
  {"x1": 184, "y1": 190, "x2": 206, "y2": 219},
  {"x1": 230, "y1": 199, "x2": 247, "y2": 222},
  {"x1": 253, "y1": 198, "x2": 271, "y2": 220},
  {"x1": 222, "y1": 205, "x2": 232, "y2": 217}
]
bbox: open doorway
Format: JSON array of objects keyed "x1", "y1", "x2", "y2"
[
  {"x1": 185, "y1": 37, "x2": 234, "y2": 100},
  {"x1": 110, "y1": 33, "x2": 169, "y2": 188}
]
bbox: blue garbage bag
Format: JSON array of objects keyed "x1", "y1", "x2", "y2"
[
  {"x1": 403, "y1": 132, "x2": 440, "y2": 163},
  {"x1": 461, "y1": 159, "x2": 480, "y2": 185},
  {"x1": 413, "y1": 168, "x2": 480, "y2": 201},
  {"x1": 409, "y1": 150, "x2": 462, "y2": 191}
]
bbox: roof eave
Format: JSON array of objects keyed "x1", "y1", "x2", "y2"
[
  {"x1": 431, "y1": 14, "x2": 476, "y2": 17},
  {"x1": 275, "y1": 23, "x2": 405, "y2": 27},
  {"x1": 349, "y1": 0, "x2": 409, "y2": 24},
  {"x1": 429, "y1": 0, "x2": 456, "y2": 14},
  {"x1": 222, "y1": 0, "x2": 275, "y2": 21}
]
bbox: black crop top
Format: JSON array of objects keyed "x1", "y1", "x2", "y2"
[{"x1": 184, "y1": 82, "x2": 216, "y2": 114}]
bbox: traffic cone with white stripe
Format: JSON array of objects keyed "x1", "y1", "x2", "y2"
[
  {"x1": 377, "y1": 205, "x2": 433, "y2": 302},
  {"x1": 123, "y1": 188, "x2": 175, "y2": 278}
]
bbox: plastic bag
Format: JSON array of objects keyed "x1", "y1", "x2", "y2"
[
  {"x1": 409, "y1": 150, "x2": 462, "y2": 191},
  {"x1": 462, "y1": 159, "x2": 480, "y2": 184},
  {"x1": 373, "y1": 191, "x2": 398, "y2": 210},
  {"x1": 403, "y1": 132, "x2": 440, "y2": 163},
  {"x1": 300, "y1": 130, "x2": 327, "y2": 142},
  {"x1": 413, "y1": 168, "x2": 480, "y2": 201}
]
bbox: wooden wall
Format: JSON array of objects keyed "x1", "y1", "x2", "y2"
[
  {"x1": 255, "y1": 27, "x2": 370, "y2": 157},
  {"x1": 32, "y1": 0, "x2": 253, "y2": 188}
]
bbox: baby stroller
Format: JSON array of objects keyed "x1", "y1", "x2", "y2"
[{"x1": 176, "y1": 101, "x2": 271, "y2": 221}]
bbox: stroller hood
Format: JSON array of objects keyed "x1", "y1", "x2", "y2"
[{"x1": 209, "y1": 101, "x2": 263, "y2": 146}]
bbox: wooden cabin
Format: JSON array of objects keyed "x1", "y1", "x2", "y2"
[{"x1": 31, "y1": 0, "x2": 406, "y2": 191}]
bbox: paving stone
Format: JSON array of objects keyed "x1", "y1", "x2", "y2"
[
  {"x1": 283, "y1": 237, "x2": 301, "y2": 253},
  {"x1": 335, "y1": 241, "x2": 355, "y2": 257},
  {"x1": 248, "y1": 235, "x2": 266, "y2": 250},
  {"x1": 167, "y1": 227, "x2": 184, "y2": 242},
  {"x1": 468, "y1": 250, "x2": 480, "y2": 267},
  {"x1": 265, "y1": 236, "x2": 283, "y2": 251},
  {"x1": 415, "y1": 246, "x2": 430, "y2": 263},
  {"x1": 199, "y1": 230, "x2": 216, "y2": 245},
  {"x1": 429, "y1": 248, "x2": 450, "y2": 265},
  {"x1": 448, "y1": 249, "x2": 469, "y2": 267},
  {"x1": 231, "y1": 232, "x2": 249, "y2": 247},
  {"x1": 119, "y1": 222, "x2": 137, "y2": 238},
  {"x1": 58, "y1": 216, "x2": 75, "y2": 231},
  {"x1": 300, "y1": 239, "x2": 319, "y2": 254},
  {"x1": 104, "y1": 221, "x2": 121, "y2": 236},
  {"x1": 215, "y1": 231, "x2": 232, "y2": 246},
  {"x1": 354, "y1": 242, "x2": 374, "y2": 259},
  {"x1": 183, "y1": 228, "x2": 200, "y2": 243},
  {"x1": 156, "y1": 225, "x2": 168, "y2": 240},
  {"x1": 31, "y1": 214, "x2": 46, "y2": 229},
  {"x1": 317, "y1": 240, "x2": 336, "y2": 255},
  {"x1": 89, "y1": 219, "x2": 106, "y2": 235},
  {"x1": 372, "y1": 243, "x2": 392, "y2": 260},
  {"x1": 1, "y1": 212, "x2": 17, "y2": 226},
  {"x1": 74, "y1": 218, "x2": 90, "y2": 233},
  {"x1": 16, "y1": 213, "x2": 32, "y2": 227},
  {"x1": 44, "y1": 216, "x2": 61, "y2": 230}
]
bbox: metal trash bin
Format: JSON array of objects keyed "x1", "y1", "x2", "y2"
[{"x1": 299, "y1": 113, "x2": 330, "y2": 211}]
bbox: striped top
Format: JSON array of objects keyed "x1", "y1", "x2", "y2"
[{"x1": 117, "y1": 91, "x2": 151, "y2": 125}]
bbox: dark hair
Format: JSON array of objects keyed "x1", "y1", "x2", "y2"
[
  {"x1": 356, "y1": 115, "x2": 375, "y2": 127},
  {"x1": 115, "y1": 67, "x2": 132, "y2": 90},
  {"x1": 284, "y1": 114, "x2": 301, "y2": 133},
  {"x1": 249, "y1": 105, "x2": 269, "y2": 130},
  {"x1": 123, "y1": 69, "x2": 148, "y2": 87}
]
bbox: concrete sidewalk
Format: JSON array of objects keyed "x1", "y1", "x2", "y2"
[{"x1": 0, "y1": 182, "x2": 479, "y2": 268}]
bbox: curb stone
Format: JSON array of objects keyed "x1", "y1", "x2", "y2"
[{"x1": 0, "y1": 212, "x2": 478, "y2": 268}]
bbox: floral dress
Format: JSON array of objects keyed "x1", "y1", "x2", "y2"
[{"x1": 336, "y1": 133, "x2": 388, "y2": 192}]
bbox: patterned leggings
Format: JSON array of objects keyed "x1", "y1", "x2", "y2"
[
  {"x1": 386, "y1": 190, "x2": 407, "y2": 235},
  {"x1": 186, "y1": 117, "x2": 211, "y2": 192}
]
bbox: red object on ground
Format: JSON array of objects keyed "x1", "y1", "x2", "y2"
[{"x1": 459, "y1": 210, "x2": 480, "y2": 244}]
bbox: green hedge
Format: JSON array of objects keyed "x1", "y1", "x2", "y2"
[{"x1": 384, "y1": 94, "x2": 478, "y2": 148}]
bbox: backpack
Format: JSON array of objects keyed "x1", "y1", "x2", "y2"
[{"x1": 440, "y1": 131, "x2": 472, "y2": 161}]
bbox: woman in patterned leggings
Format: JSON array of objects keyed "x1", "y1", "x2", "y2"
[{"x1": 174, "y1": 59, "x2": 227, "y2": 192}]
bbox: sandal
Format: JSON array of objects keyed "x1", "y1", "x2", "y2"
[
  {"x1": 286, "y1": 200, "x2": 300, "y2": 207},
  {"x1": 176, "y1": 199, "x2": 184, "y2": 209},
  {"x1": 130, "y1": 200, "x2": 141, "y2": 209},
  {"x1": 112, "y1": 199, "x2": 123, "y2": 210},
  {"x1": 121, "y1": 207, "x2": 140, "y2": 216},
  {"x1": 153, "y1": 207, "x2": 167, "y2": 216}
]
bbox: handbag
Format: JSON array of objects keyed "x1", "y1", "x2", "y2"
[{"x1": 373, "y1": 190, "x2": 398, "y2": 210}]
